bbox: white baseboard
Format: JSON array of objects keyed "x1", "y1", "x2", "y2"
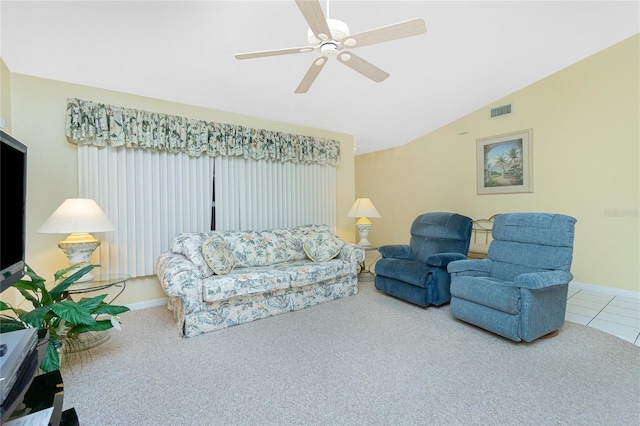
[
  {"x1": 126, "y1": 298, "x2": 168, "y2": 311},
  {"x1": 570, "y1": 281, "x2": 640, "y2": 300}
]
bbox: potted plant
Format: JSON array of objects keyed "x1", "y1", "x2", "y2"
[{"x1": 0, "y1": 263, "x2": 130, "y2": 372}]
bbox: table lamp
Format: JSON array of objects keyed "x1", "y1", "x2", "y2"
[
  {"x1": 347, "y1": 198, "x2": 381, "y2": 246},
  {"x1": 37, "y1": 198, "x2": 115, "y2": 282}
]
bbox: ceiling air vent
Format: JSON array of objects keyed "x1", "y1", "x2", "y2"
[{"x1": 490, "y1": 103, "x2": 512, "y2": 119}]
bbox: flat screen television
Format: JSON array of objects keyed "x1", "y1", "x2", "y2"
[{"x1": 0, "y1": 130, "x2": 27, "y2": 292}]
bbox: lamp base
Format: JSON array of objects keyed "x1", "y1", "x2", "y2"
[
  {"x1": 58, "y1": 233, "x2": 101, "y2": 282},
  {"x1": 356, "y1": 223, "x2": 372, "y2": 247}
]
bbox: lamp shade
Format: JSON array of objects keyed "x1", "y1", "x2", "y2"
[
  {"x1": 37, "y1": 198, "x2": 115, "y2": 234},
  {"x1": 346, "y1": 198, "x2": 381, "y2": 218}
]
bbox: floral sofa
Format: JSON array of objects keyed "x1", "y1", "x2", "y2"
[{"x1": 155, "y1": 224, "x2": 364, "y2": 337}]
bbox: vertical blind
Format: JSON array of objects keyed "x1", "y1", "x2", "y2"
[
  {"x1": 78, "y1": 145, "x2": 214, "y2": 277},
  {"x1": 79, "y1": 147, "x2": 336, "y2": 277},
  {"x1": 214, "y1": 156, "x2": 336, "y2": 231}
]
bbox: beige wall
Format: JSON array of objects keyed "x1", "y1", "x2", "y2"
[
  {"x1": 355, "y1": 34, "x2": 639, "y2": 293},
  {"x1": 0, "y1": 60, "x2": 11, "y2": 132},
  {"x1": 3, "y1": 73, "x2": 355, "y2": 306}
]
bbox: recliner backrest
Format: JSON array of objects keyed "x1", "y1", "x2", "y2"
[
  {"x1": 488, "y1": 213, "x2": 576, "y2": 281},
  {"x1": 409, "y1": 212, "x2": 473, "y2": 263}
]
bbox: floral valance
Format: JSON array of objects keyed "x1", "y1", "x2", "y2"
[{"x1": 65, "y1": 98, "x2": 341, "y2": 166}]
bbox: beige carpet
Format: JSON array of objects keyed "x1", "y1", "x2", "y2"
[{"x1": 60, "y1": 281, "x2": 640, "y2": 426}]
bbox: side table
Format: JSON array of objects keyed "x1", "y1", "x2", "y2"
[
  {"x1": 63, "y1": 273, "x2": 130, "y2": 304},
  {"x1": 358, "y1": 246, "x2": 380, "y2": 282},
  {"x1": 61, "y1": 274, "x2": 130, "y2": 354}
]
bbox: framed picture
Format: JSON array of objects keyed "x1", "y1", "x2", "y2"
[{"x1": 477, "y1": 129, "x2": 533, "y2": 195}]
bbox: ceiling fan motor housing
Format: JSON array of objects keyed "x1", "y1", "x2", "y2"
[{"x1": 307, "y1": 19, "x2": 350, "y2": 45}]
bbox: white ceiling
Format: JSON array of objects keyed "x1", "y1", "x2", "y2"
[{"x1": 1, "y1": 1, "x2": 638, "y2": 155}]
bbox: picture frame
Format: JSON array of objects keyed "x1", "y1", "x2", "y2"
[{"x1": 476, "y1": 129, "x2": 533, "y2": 195}]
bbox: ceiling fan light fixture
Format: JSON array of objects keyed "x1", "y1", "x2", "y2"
[{"x1": 320, "y1": 42, "x2": 338, "y2": 55}]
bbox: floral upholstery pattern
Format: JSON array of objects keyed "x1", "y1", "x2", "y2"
[{"x1": 156, "y1": 225, "x2": 364, "y2": 337}]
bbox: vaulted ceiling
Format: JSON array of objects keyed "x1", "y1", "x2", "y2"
[{"x1": 1, "y1": 1, "x2": 638, "y2": 154}]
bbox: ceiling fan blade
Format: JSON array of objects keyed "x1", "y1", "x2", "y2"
[
  {"x1": 336, "y1": 52, "x2": 389, "y2": 83},
  {"x1": 235, "y1": 46, "x2": 316, "y2": 60},
  {"x1": 295, "y1": 56, "x2": 328, "y2": 94},
  {"x1": 295, "y1": 0, "x2": 332, "y2": 41},
  {"x1": 340, "y1": 18, "x2": 426, "y2": 49}
]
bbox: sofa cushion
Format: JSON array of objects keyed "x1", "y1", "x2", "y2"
[
  {"x1": 202, "y1": 234, "x2": 237, "y2": 275},
  {"x1": 202, "y1": 267, "x2": 290, "y2": 302},
  {"x1": 262, "y1": 229, "x2": 307, "y2": 265},
  {"x1": 221, "y1": 231, "x2": 269, "y2": 268},
  {"x1": 275, "y1": 259, "x2": 351, "y2": 287},
  {"x1": 302, "y1": 232, "x2": 343, "y2": 262}
]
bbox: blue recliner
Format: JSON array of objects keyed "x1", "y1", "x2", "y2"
[
  {"x1": 374, "y1": 212, "x2": 473, "y2": 307},
  {"x1": 448, "y1": 212, "x2": 577, "y2": 342}
]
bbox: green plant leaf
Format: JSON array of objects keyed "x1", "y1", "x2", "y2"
[
  {"x1": 49, "y1": 264, "x2": 98, "y2": 301},
  {"x1": 24, "y1": 264, "x2": 46, "y2": 283},
  {"x1": 53, "y1": 263, "x2": 92, "y2": 282},
  {"x1": 15, "y1": 286, "x2": 43, "y2": 308},
  {"x1": 0, "y1": 300, "x2": 12, "y2": 311},
  {"x1": 9, "y1": 307, "x2": 30, "y2": 318},
  {"x1": 0, "y1": 318, "x2": 26, "y2": 333},
  {"x1": 92, "y1": 304, "x2": 130, "y2": 316},
  {"x1": 50, "y1": 301, "x2": 97, "y2": 326},
  {"x1": 14, "y1": 265, "x2": 52, "y2": 306},
  {"x1": 20, "y1": 306, "x2": 52, "y2": 329},
  {"x1": 69, "y1": 319, "x2": 115, "y2": 334},
  {"x1": 40, "y1": 338, "x2": 60, "y2": 373},
  {"x1": 76, "y1": 294, "x2": 108, "y2": 313}
]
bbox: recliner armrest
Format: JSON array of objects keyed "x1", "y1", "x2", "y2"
[
  {"x1": 426, "y1": 252, "x2": 467, "y2": 267},
  {"x1": 378, "y1": 244, "x2": 411, "y2": 260},
  {"x1": 515, "y1": 271, "x2": 574, "y2": 290},
  {"x1": 447, "y1": 259, "x2": 492, "y2": 276}
]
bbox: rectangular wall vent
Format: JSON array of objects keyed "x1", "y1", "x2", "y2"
[{"x1": 490, "y1": 103, "x2": 512, "y2": 119}]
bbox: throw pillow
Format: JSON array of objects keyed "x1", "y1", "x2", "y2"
[
  {"x1": 303, "y1": 232, "x2": 343, "y2": 262},
  {"x1": 202, "y1": 234, "x2": 237, "y2": 275}
]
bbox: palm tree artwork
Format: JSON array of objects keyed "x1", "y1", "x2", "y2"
[{"x1": 483, "y1": 139, "x2": 523, "y2": 187}]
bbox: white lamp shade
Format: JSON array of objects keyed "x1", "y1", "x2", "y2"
[
  {"x1": 37, "y1": 198, "x2": 115, "y2": 234},
  {"x1": 346, "y1": 198, "x2": 381, "y2": 218}
]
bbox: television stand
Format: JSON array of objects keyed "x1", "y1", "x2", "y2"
[{"x1": 1, "y1": 334, "x2": 78, "y2": 426}]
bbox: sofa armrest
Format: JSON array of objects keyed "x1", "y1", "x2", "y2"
[
  {"x1": 426, "y1": 252, "x2": 467, "y2": 267},
  {"x1": 155, "y1": 251, "x2": 203, "y2": 299},
  {"x1": 338, "y1": 241, "x2": 365, "y2": 266},
  {"x1": 447, "y1": 259, "x2": 492, "y2": 277},
  {"x1": 515, "y1": 271, "x2": 574, "y2": 290},
  {"x1": 378, "y1": 244, "x2": 411, "y2": 260}
]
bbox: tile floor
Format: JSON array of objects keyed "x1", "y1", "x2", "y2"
[{"x1": 566, "y1": 283, "x2": 640, "y2": 346}]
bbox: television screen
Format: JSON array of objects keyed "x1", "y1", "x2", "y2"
[{"x1": 0, "y1": 130, "x2": 27, "y2": 292}]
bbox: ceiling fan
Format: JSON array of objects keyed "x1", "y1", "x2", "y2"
[{"x1": 235, "y1": 0, "x2": 427, "y2": 94}]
